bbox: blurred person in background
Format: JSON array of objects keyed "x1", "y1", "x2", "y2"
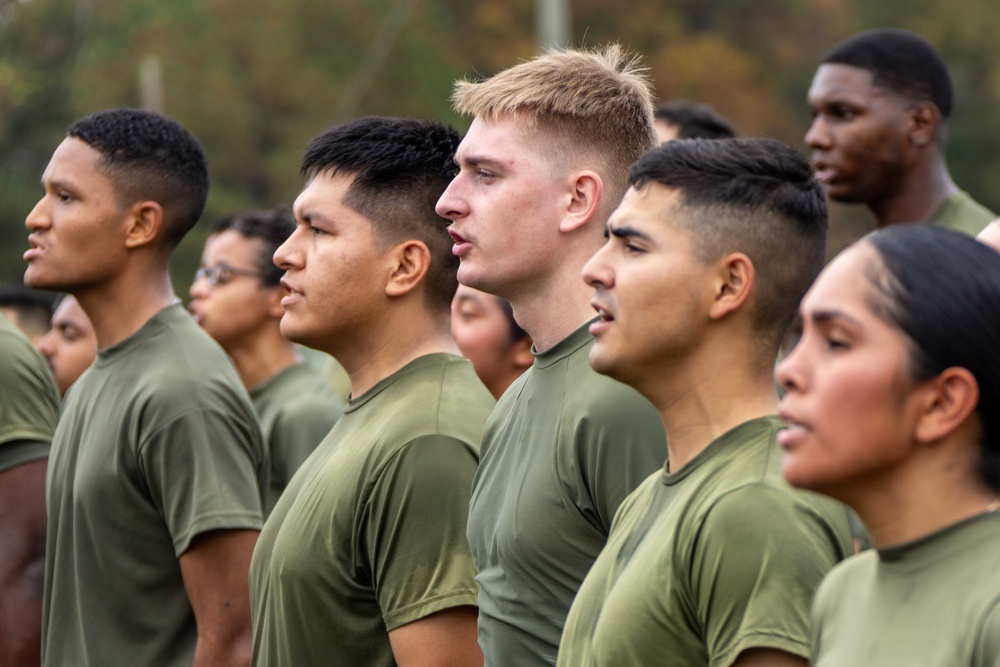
[
  {"x1": 450, "y1": 284, "x2": 532, "y2": 400},
  {"x1": 653, "y1": 100, "x2": 737, "y2": 143},
  {"x1": 806, "y1": 28, "x2": 994, "y2": 233},
  {"x1": 189, "y1": 206, "x2": 343, "y2": 514},
  {"x1": 36, "y1": 294, "x2": 97, "y2": 397},
  {"x1": 0, "y1": 285, "x2": 54, "y2": 345}
]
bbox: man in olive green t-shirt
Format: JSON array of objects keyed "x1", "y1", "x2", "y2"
[
  {"x1": 24, "y1": 108, "x2": 266, "y2": 667},
  {"x1": 805, "y1": 29, "x2": 994, "y2": 233},
  {"x1": 189, "y1": 206, "x2": 343, "y2": 514},
  {"x1": 250, "y1": 117, "x2": 491, "y2": 666},
  {"x1": 0, "y1": 312, "x2": 60, "y2": 667},
  {"x1": 435, "y1": 46, "x2": 667, "y2": 666},
  {"x1": 559, "y1": 138, "x2": 857, "y2": 667}
]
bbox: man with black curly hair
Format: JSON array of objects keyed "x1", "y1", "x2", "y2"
[{"x1": 25, "y1": 108, "x2": 267, "y2": 667}]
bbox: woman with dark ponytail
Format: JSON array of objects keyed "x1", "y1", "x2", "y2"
[{"x1": 777, "y1": 225, "x2": 1000, "y2": 666}]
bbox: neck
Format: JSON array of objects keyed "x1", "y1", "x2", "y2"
[
  {"x1": 333, "y1": 306, "x2": 458, "y2": 398},
  {"x1": 76, "y1": 266, "x2": 175, "y2": 350},
  {"x1": 507, "y1": 242, "x2": 601, "y2": 353},
  {"x1": 838, "y1": 451, "x2": 997, "y2": 547},
  {"x1": 225, "y1": 328, "x2": 301, "y2": 391},
  {"x1": 870, "y1": 158, "x2": 957, "y2": 227},
  {"x1": 642, "y1": 339, "x2": 779, "y2": 472}
]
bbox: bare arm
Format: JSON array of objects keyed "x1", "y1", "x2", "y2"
[
  {"x1": 733, "y1": 648, "x2": 808, "y2": 667},
  {"x1": 388, "y1": 606, "x2": 482, "y2": 667},
  {"x1": 179, "y1": 529, "x2": 259, "y2": 667},
  {"x1": 0, "y1": 457, "x2": 47, "y2": 667}
]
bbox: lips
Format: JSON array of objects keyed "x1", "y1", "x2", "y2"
[
  {"x1": 811, "y1": 158, "x2": 838, "y2": 185},
  {"x1": 23, "y1": 235, "x2": 44, "y2": 261},
  {"x1": 588, "y1": 298, "x2": 615, "y2": 337},
  {"x1": 280, "y1": 279, "x2": 303, "y2": 308},
  {"x1": 776, "y1": 408, "x2": 811, "y2": 449},
  {"x1": 448, "y1": 228, "x2": 471, "y2": 256}
]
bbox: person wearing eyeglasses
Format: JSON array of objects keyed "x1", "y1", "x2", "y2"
[{"x1": 190, "y1": 207, "x2": 343, "y2": 515}]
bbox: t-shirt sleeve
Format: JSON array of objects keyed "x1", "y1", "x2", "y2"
[
  {"x1": 0, "y1": 329, "x2": 60, "y2": 457},
  {"x1": 689, "y1": 485, "x2": 844, "y2": 667},
  {"x1": 363, "y1": 434, "x2": 480, "y2": 631},
  {"x1": 270, "y1": 399, "x2": 342, "y2": 486},
  {"x1": 137, "y1": 407, "x2": 265, "y2": 556},
  {"x1": 576, "y1": 384, "x2": 666, "y2": 533}
]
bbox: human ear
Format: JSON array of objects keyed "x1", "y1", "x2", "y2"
[
  {"x1": 908, "y1": 101, "x2": 940, "y2": 148},
  {"x1": 559, "y1": 171, "x2": 603, "y2": 233},
  {"x1": 265, "y1": 284, "x2": 285, "y2": 319},
  {"x1": 708, "y1": 253, "x2": 755, "y2": 321},
  {"x1": 913, "y1": 367, "x2": 980, "y2": 444},
  {"x1": 123, "y1": 201, "x2": 164, "y2": 249},
  {"x1": 385, "y1": 240, "x2": 430, "y2": 298},
  {"x1": 509, "y1": 336, "x2": 534, "y2": 370}
]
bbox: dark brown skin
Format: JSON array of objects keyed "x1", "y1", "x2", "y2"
[{"x1": 0, "y1": 457, "x2": 47, "y2": 667}]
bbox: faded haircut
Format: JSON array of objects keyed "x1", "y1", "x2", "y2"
[
  {"x1": 300, "y1": 116, "x2": 462, "y2": 312},
  {"x1": 630, "y1": 138, "x2": 828, "y2": 361},
  {"x1": 68, "y1": 108, "x2": 209, "y2": 249},
  {"x1": 452, "y1": 44, "x2": 658, "y2": 215}
]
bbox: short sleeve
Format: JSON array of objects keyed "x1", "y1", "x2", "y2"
[
  {"x1": 575, "y1": 382, "x2": 666, "y2": 532},
  {"x1": 0, "y1": 328, "x2": 60, "y2": 461},
  {"x1": 362, "y1": 434, "x2": 480, "y2": 630},
  {"x1": 137, "y1": 407, "x2": 265, "y2": 555},
  {"x1": 690, "y1": 485, "x2": 844, "y2": 667}
]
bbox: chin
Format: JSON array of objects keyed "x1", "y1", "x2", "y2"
[{"x1": 588, "y1": 346, "x2": 621, "y2": 379}]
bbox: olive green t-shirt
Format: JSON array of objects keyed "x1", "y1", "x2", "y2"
[
  {"x1": 250, "y1": 362, "x2": 344, "y2": 515},
  {"x1": 42, "y1": 303, "x2": 267, "y2": 667},
  {"x1": 927, "y1": 190, "x2": 994, "y2": 236},
  {"x1": 811, "y1": 511, "x2": 1000, "y2": 667},
  {"x1": 0, "y1": 312, "x2": 59, "y2": 471},
  {"x1": 467, "y1": 321, "x2": 666, "y2": 666},
  {"x1": 559, "y1": 416, "x2": 855, "y2": 667},
  {"x1": 250, "y1": 353, "x2": 494, "y2": 667}
]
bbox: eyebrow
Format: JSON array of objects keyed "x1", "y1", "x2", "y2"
[
  {"x1": 454, "y1": 154, "x2": 505, "y2": 170},
  {"x1": 806, "y1": 308, "x2": 864, "y2": 329},
  {"x1": 607, "y1": 223, "x2": 653, "y2": 242}
]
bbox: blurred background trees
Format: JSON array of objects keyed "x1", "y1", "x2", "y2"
[{"x1": 2, "y1": 0, "x2": 998, "y2": 292}]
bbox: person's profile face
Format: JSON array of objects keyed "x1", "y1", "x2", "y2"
[
  {"x1": 37, "y1": 295, "x2": 97, "y2": 396},
  {"x1": 582, "y1": 184, "x2": 710, "y2": 386},
  {"x1": 450, "y1": 284, "x2": 523, "y2": 398},
  {"x1": 805, "y1": 64, "x2": 914, "y2": 205},
  {"x1": 776, "y1": 242, "x2": 925, "y2": 500},
  {"x1": 273, "y1": 171, "x2": 387, "y2": 353},
  {"x1": 23, "y1": 137, "x2": 130, "y2": 293},
  {"x1": 188, "y1": 230, "x2": 276, "y2": 351},
  {"x1": 435, "y1": 115, "x2": 569, "y2": 298}
]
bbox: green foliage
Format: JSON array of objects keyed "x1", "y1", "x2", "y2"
[{"x1": 2, "y1": 0, "x2": 998, "y2": 290}]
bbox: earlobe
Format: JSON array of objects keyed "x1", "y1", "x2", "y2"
[
  {"x1": 708, "y1": 253, "x2": 754, "y2": 320},
  {"x1": 914, "y1": 367, "x2": 980, "y2": 444},
  {"x1": 559, "y1": 171, "x2": 603, "y2": 233},
  {"x1": 385, "y1": 241, "x2": 430, "y2": 298},
  {"x1": 123, "y1": 201, "x2": 164, "y2": 249},
  {"x1": 266, "y1": 285, "x2": 286, "y2": 319},
  {"x1": 509, "y1": 337, "x2": 534, "y2": 370}
]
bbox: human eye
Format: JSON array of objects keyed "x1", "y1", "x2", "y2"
[
  {"x1": 308, "y1": 223, "x2": 327, "y2": 237},
  {"x1": 56, "y1": 190, "x2": 76, "y2": 203},
  {"x1": 831, "y1": 105, "x2": 857, "y2": 121},
  {"x1": 824, "y1": 332, "x2": 851, "y2": 351},
  {"x1": 476, "y1": 168, "x2": 496, "y2": 183}
]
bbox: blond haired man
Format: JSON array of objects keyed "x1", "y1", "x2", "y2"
[{"x1": 436, "y1": 45, "x2": 667, "y2": 666}]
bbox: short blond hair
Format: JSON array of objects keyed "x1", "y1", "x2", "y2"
[{"x1": 453, "y1": 44, "x2": 657, "y2": 213}]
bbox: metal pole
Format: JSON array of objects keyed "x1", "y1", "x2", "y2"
[{"x1": 537, "y1": 0, "x2": 571, "y2": 51}]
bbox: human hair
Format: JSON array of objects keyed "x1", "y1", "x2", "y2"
[
  {"x1": 67, "y1": 108, "x2": 209, "y2": 249},
  {"x1": 863, "y1": 225, "x2": 1000, "y2": 492},
  {"x1": 209, "y1": 206, "x2": 294, "y2": 286},
  {"x1": 0, "y1": 284, "x2": 54, "y2": 338},
  {"x1": 452, "y1": 44, "x2": 657, "y2": 216},
  {"x1": 300, "y1": 116, "x2": 462, "y2": 312},
  {"x1": 822, "y1": 28, "x2": 954, "y2": 120},
  {"x1": 654, "y1": 101, "x2": 737, "y2": 140},
  {"x1": 630, "y1": 138, "x2": 828, "y2": 358}
]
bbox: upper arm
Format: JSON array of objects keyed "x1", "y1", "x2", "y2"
[
  {"x1": 179, "y1": 529, "x2": 259, "y2": 667},
  {"x1": 732, "y1": 648, "x2": 808, "y2": 667},
  {"x1": 691, "y1": 487, "x2": 844, "y2": 666},
  {"x1": 388, "y1": 605, "x2": 482, "y2": 667}
]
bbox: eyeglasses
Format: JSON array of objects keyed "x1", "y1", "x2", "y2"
[{"x1": 194, "y1": 263, "x2": 265, "y2": 287}]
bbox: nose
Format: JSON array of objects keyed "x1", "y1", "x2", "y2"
[
  {"x1": 25, "y1": 196, "x2": 50, "y2": 231},
  {"x1": 582, "y1": 242, "x2": 614, "y2": 289},
  {"x1": 804, "y1": 115, "x2": 832, "y2": 151},
  {"x1": 775, "y1": 336, "x2": 806, "y2": 394},
  {"x1": 189, "y1": 272, "x2": 210, "y2": 299},
  {"x1": 274, "y1": 227, "x2": 304, "y2": 271},
  {"x1": 37, "y1": 329, "x2": 56, "y2": 359},
  {"x1": 435, "y1": 178, "x2": 469, "y2": 222}
]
